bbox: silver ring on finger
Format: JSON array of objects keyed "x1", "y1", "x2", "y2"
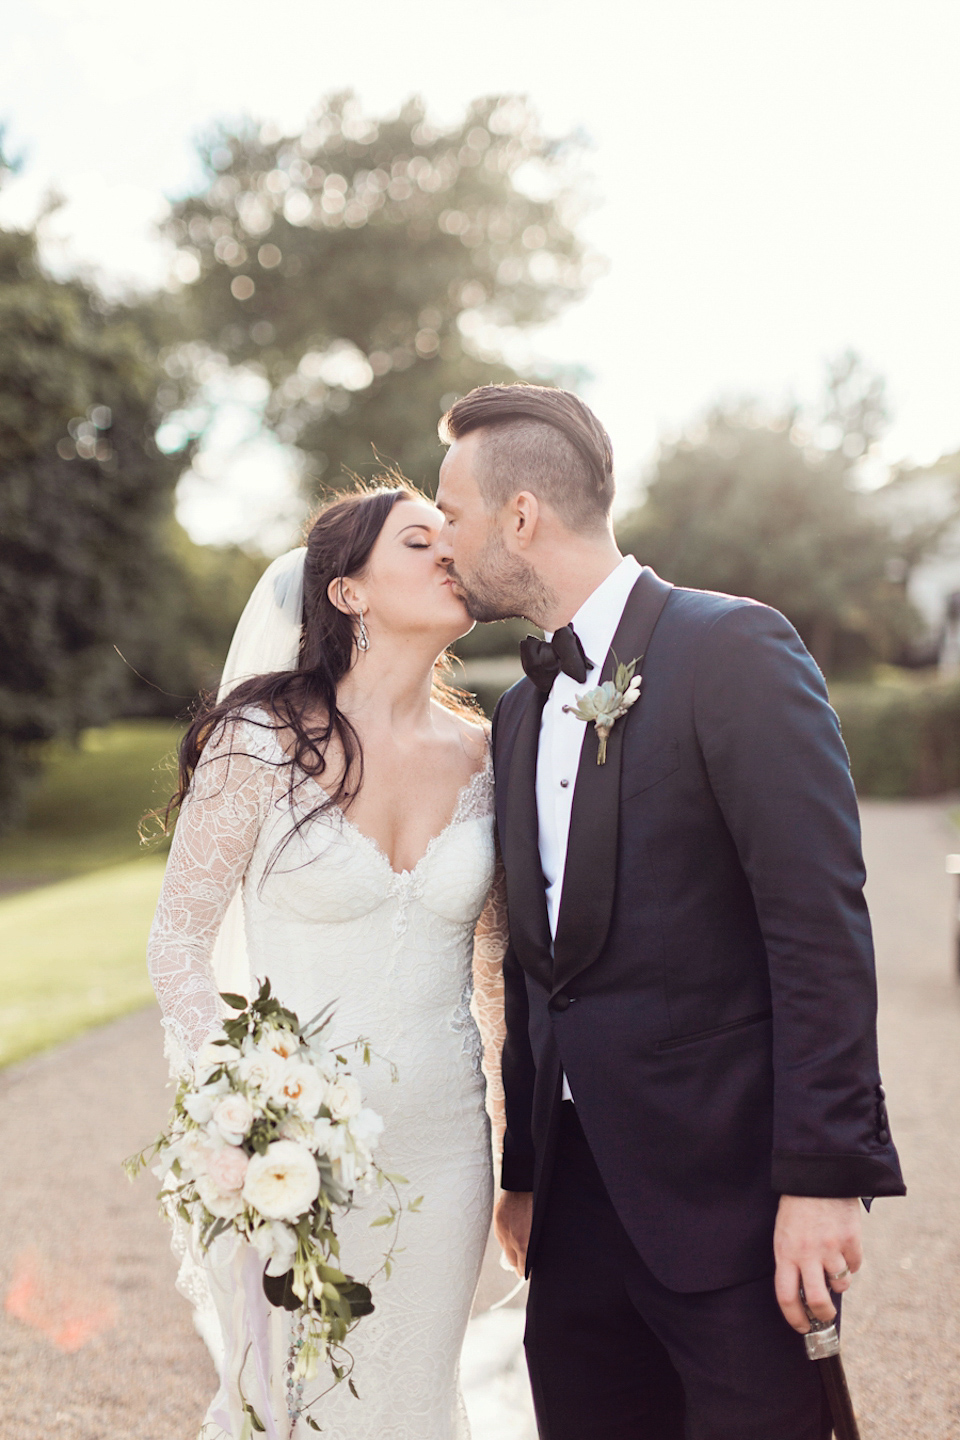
[{"x1": 829, "y1": 1264, "x2": 851, "y2": 1281}]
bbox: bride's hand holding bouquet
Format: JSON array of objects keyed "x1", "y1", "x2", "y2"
[{"x1": 126, "y1": 979, "x2": 414, "y2": 1431}]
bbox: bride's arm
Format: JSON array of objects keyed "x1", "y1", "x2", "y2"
[
  {"x1": 472, "y1": 844, "x2": 509, "y2": 1156},
  {"x1": 147, "y1": 715, "x2": 274, "y2": 1076}
]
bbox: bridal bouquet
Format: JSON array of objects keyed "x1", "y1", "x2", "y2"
[{"x1": 126, "y1": 979, "x2": 413, "y2": 1431}]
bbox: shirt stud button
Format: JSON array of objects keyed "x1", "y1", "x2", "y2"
[{"x1": 560, "y1": 779, "x2": 569, "y2": 788}]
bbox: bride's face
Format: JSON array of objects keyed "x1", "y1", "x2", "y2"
[{"x1": 345, "y1": 499, "x2": 474, "y2": 649}]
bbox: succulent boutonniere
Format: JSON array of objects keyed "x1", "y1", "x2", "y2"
[{"x1": 562, "y1": 655, "x2": 642, "y2": 764}]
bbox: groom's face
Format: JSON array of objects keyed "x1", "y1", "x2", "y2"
[{"x1": 436, "y1": 432, "x2": 542, "y2": 623}]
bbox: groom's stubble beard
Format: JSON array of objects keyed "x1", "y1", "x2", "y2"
[{"x1": 448, "y1": 528, "x2": 557, "y2": 626}]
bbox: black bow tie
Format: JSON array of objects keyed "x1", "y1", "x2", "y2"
[{"x1": 519, "y1": 625, "x2": 595, "y2": 694}]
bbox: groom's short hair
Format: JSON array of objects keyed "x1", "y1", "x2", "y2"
[{"x1": 439, "y1": 384, "x2": 615, "y2": 532}]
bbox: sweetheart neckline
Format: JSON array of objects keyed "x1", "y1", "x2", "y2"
[
  {"x1": 242, "y1": 710, "x2": 493, "y2": 880},
  {"x1": 297, "y1": 756, "x2": 492, "y2": 880}
]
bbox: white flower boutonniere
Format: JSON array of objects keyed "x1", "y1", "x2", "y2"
[{"x1": 562, "y1": 655, "x2": 642, "y2": 764}]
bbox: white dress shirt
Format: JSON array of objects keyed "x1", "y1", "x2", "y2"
[{"x1": 535, "y1": 554, "x2": 642, "y2": 1102}]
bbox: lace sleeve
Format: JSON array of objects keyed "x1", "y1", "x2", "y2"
[
  {"x1": 147, "y1": 715, "x2": 276, "y2": 1075},
  {"x1": 472, "y1": 845, "x2": 509, "y2": 1160}
]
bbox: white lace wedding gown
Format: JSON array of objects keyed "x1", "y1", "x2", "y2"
[{"x1": 147, "y1": 709, "x2": 506, "y2": 1440}]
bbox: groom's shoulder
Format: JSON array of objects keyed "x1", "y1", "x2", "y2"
[
  {"x1": 656, "y1": 582, "x2": 811, "y2": 672},
  {"x1": 661, "y1": 581, "x2": 771, "y2": 636}
]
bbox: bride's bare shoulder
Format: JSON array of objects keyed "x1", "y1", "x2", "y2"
[{"x1": 436, "y1": 704, "x2": 491, "y2": 769}]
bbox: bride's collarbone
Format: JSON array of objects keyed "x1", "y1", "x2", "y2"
[{"x1": 337, "y1": 730, "x2": 486, "y2": 875}]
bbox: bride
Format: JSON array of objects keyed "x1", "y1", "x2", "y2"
[{"x1": 146, "y1": 482, "x2": 507, "y2": 1440}]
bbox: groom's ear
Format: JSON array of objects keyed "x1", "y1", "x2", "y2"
[{"x1": 511, "y1": 491, "x2": 541, "y2": 550}]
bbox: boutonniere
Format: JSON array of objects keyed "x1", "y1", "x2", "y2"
[{"x1": 563, "y1": 655, "x2": 642, "y2": 764}]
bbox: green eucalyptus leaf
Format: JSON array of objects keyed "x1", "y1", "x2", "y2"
[{"x1": 219, "y1": 991, "x2": 248, "y2": 1009}]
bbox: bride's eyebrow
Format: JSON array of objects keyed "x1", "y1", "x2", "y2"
[{"x1": 397, "y1": 523, "x2": 434, "y2": 537}]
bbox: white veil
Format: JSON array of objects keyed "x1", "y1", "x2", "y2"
[{"x1": 209, "y1": 545, "x2": 307, "y2": 999}]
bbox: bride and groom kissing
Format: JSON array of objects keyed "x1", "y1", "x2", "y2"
[{"x1": 149, "y1": 382, "x2": 904, "y2": 1439}]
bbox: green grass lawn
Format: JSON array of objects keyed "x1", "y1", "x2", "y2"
[
  {"x1": 0, "y1": 719, "x2": 184, "y2": 1068},
  {"x1": 0, "y1": 857, "x2": 167, "y2": 1068},
  {"x1": 0, "y1": 720, "x2": 182, "y2": 888}
]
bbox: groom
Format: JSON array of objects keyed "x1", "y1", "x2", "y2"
[{"x1": 435, "y1": 384, "x2": 905, "y2": 1439}]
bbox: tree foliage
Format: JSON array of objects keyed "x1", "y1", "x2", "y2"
[
  {"x1": 165, "y1": 92, "x2": 591, "y2": 494},
  {"x1": 0, "y1": 204, "x2": 260, "y2": 824},
  {"x1": 617, "y1": 358, "x2": 942, "y2": 675}
]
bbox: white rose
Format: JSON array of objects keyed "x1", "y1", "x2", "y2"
[
  {"x1": 242, "y1": 1141, "x2": 320, "y2": 1222},
  {"x1": 272, "y1": 1061, "x2": 325, "y2": 1119},
  {"x1": 197, "y1": 1172, "x2": 245, "y2": 1220},
  {"x1": 238, "y1": 1048, "x2": 287, "y2": 1095},
  {"x1": 325, "y1": 1074, "x2": 362, "y2": 1121},
  {"x1": 350, "y1": 1107, "x2": 384, "y2": 1153},
  {"x1": 212, "y1": 1094, "x2": 255, "y2": 1145}
]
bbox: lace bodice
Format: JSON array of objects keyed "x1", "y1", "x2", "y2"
[
  {"x1": 149, "y1": 707, "x2": 511, "y2": 1438},
  {"x1": 147, "y1": 708, "x2": 507, "y2": 1140}
]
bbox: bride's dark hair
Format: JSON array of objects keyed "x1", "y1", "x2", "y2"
[{"x1": 167, "y1": 481, "x2": 473, "y2": 829}]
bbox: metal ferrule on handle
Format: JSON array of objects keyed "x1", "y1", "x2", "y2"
[{"x1": 804, "y1": 1321, "x2": 841, "y2": 1361}]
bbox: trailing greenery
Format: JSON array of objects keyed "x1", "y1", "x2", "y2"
[{"x1": 831, "y1": 670, "x2": 960, "y2": 799}]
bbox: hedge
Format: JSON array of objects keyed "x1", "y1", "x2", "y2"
[{"x1": 830, "y1": 672, "x2": 960, "y2": 799}]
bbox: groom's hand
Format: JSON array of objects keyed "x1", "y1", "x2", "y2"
[
  {"x1": 773, "y1": 1194, "x2": 863, "y2": 1331},
  {"x1": 495, "y1": 1190, "x2": 533, "y2": 1278}
]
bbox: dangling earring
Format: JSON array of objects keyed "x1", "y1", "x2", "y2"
[{"x1": 356, "y1": 613, "x2": 370, "y2": 652}]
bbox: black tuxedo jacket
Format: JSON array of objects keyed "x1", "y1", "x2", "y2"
[{"x1": 493, "y1": 567, "x2": 905, "y2": 1294}]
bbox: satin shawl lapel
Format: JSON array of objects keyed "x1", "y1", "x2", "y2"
[
  {"x1": 551, "y1": 568, "x2": 674, "y2": 996},
  {"x1": 501, "y1": 683, "x2": 553, "y2": 990}
]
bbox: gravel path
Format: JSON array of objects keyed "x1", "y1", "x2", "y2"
[
  {"x1": 841, "y1": 801, "x2": 960, "y2": 1438},
  {"x1": 0, "y1": 798, "x2": 957, "y2": 1438}
]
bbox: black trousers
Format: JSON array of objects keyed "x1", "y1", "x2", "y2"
[{"x1": 524, "y1": 1103, "x2": 833, "y2": 1440}]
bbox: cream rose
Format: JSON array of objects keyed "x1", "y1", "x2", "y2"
[
  {"x1": 325, "y1": 1074, "x2": 362, "y2": 1121},
  {"x1": 212, "y1": 1094, "x2": 255, "y2": 1145},
  {"x1": 242, "y1": 1141, "x2": 320, "y2": 1222},
  {"x1": 250, "y1": 1220, "x2": 298, "y2": 1277}
]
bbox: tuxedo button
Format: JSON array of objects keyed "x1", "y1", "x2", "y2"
[
  {"x1": 877, "y1": 1128, "x2": 890, "y2": 1145},
  {"x1": 550, "y1": 993, "x2": 573, "y2": 1012},
  {"x1": 876, "y1": 1083, "x2": 886, "y2": 1100}
]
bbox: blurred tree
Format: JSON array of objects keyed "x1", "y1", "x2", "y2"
[
  {"x1": 165, "y1": 92, "x2": 592, "y2": 494},
  {"x1": 617, "y1": 357, "x2": 942, "y2": 675},
  {"x1": 0, "y1": 193, "x2": 247, "y2": 826}
]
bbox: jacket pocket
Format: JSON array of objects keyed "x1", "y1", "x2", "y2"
[
  {"x1": 622, "y1": 739, "x2": 680, "y2": 800},
  {"x1": 655, "y1": 1009, "x2": 772, "y2": 1052}
]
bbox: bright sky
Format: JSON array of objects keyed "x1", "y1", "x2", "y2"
[{"x1": 2, "y1": 0, "x2": 959, "y2": 545}]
